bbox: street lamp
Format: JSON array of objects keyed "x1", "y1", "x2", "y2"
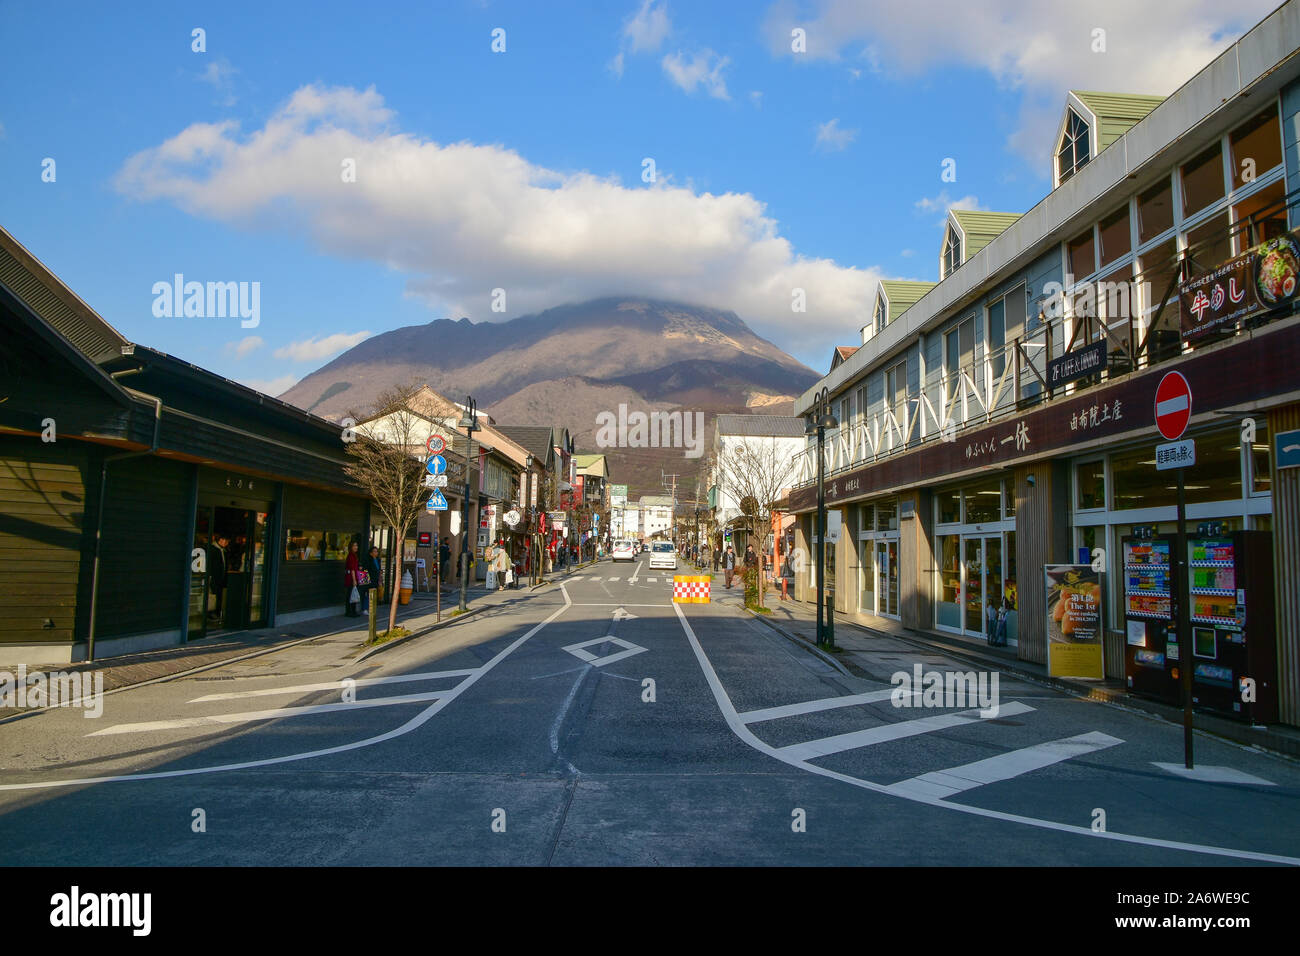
[
  {"x1": 806, "y1": 386, "x2": 838, "y2": 647},
  {"x1": 457, "y1": 396, "x2": 478, "y2": 612},
  {"x1": 525, "y1": 453, "x2": 538, "y2": 587}
]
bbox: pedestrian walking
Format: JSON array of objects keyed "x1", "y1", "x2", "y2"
[
  {"x1": 344, "y1": 540, "x2": 362, "y2": 617},
  {"x1": 491, "y1": 538, "x2": 510, "y2": 591},
  {"x1": 206, "y1": 533, "x2": 229, "y2": 625},
  {"x1": 361, "y1": 545, "x2": 382, "y2": 614},
  {"x1": 743, "y1": 544, "x2": 758, "y2": 573},
  {"x1": 723, "y1": 545, "x2": 737, "y2": 589},
  {"x1": 439, "y1": 537, "x2": 451, "y2": 586},
  {"x1": 484, "y1": 541, "x2": 499, "y2": 590}
]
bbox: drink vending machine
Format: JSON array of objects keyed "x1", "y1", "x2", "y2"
[
  {"x1": 1123, "y1": 529, "x2": 1277, "y2": 723},
  {"x1": 1122, "y1": 534, "x2": 1180, "y2": 705},
  {"x1": 1185, "y1": 530, "x2": 1276, "y2": 723}
]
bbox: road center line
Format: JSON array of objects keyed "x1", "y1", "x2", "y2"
[{"x1": 189, "y1": 668, "x2": 478, "y2": 702}]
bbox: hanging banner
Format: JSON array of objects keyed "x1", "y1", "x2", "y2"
[
  {"x1": 1044, "y1": 564, "x2": 1104, "y2": 679},
  {"x1": 1180, "y1": 231, "x2": 1300, "y2": 341}
]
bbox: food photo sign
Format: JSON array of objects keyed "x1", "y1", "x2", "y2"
[
  {"x1": 1044, "y1": 564, "x2": 1104, "y2": 679},
  {"x1": 1180, "y1": 230, "x2": 1300, "y2": 342}
]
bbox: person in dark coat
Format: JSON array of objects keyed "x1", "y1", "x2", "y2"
[
  {"x1": 344, "y1": 541, "x2": 362, "y2": 617},
  {"x1": 723, "y1": 545, "x2": 737, "y2": 589},
  {"x1": 206, "y1": 534, "x2": 229, "y2": 624},
  {"x1": 439, "y1": 538, "x2": 451, "y2": 586}
]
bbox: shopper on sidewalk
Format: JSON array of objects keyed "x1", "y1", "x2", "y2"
[
  {"x1": 724, "y1": 545, "x2": 737, "y2": 589},
  {"x1": 361, "y1": 545, "x2": 382, "y2": 613},
  {"x1": 344, "y1": 541, "x2": 362, "y2": 617},
  {"x1": 491, "y1": 538, "x2": 510, "y2": 591}
]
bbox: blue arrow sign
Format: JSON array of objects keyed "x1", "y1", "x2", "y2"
[
  {"x1": 426, "y1": 488, "x2": 449, "y2": 511},
  {"x1": 1278, "y1": 428, "x2": 1300, "y2": 471},
  {"x1": 425, "y1": 455, "x2": 447, "y2": 476}
]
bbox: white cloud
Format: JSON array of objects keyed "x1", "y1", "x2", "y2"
[
  {"x1": 198, "y1": 57, "x2": 239, "y2": 106},
  {"x1": 662, "y1": 49, "x2": 730, "y2": 100},
  {"x1": 815, "y1": 118, "x2": 857, "y2": 152},
  {"x1": 915, "y1": 190, "x2": 984, "y2": 215},
  {"x1": 272, "y1": 331, "x2": 372, "y2": 361},
  {"x1": 240, "y1": 374, "x2": 298, "y2": 397},
  {"x1": 623, "y1": 0, "x2": 671, "y2": 53},
  {"x1": 224, "y1": 335, "x2": 264, "y2": 358},
  {"x1": 750, "y1": 90, "x2": 763, "y2": 108},
  {"x1": 608, "y1": 51, "x2": 626, "y2": 77},
  {"x1": 762, "y1": 0, "x2": 1278, "y2": 167},
  {"x1": 114, "y1": 84, "x2": 879, "y2": 361}
]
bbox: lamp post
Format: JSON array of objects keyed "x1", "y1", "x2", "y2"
[
  {"x1": 525, "y1": 453, "x2": 538, "y2": 587},
  {"x1": 806, "y1": 387, "x2": 839, "y2": 647},
  {"x1": 457, "y1": 396, "x2": 478, "y2": 612}
]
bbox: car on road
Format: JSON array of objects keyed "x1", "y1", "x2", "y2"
[
  {"x1": 649, "y1": 541, "x2": 676, "y2": 571},
  {"x1": 611, "y1": 539, "x2": 637, "y2": 562}
]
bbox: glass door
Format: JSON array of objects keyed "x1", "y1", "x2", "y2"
[
  {"x1": 964, "y1": 537, "x2": 984, "y2": 632},
  {"x1": 859, "y1": 539, "x2": 875, "y2": 613},
  {"x1": 188, "y1": 506, "x2": 213, "y2": 640},
  {"x1": 875, "y1": 540, "x2": 899, "y2": 616}
]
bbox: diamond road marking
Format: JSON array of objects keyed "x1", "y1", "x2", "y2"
[
  {"x1": 1152, "y1": 763, "x2": 1276, "y2": 786},
  {"x1": 561, "y1": 636, "x2": 648, "y2": 667}
]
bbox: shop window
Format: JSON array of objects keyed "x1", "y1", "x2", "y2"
[
  {"x1": 937, "y1": 487, "x2": 961, "y2": 524},
  {"x1": 1076, "y1": 461, "x2": 1106, "y2": 510},
  {"x1": 859, "y1": 504, "x2": 875, "y2": 535},
  {"x1": 964, "y1": 479, "x2": 1002, "y2": 524},
  {"x1": 1230, "y1": 107, "x2": 1282, "y2": 191},
  {"x1": 937, "y1": 534, "x2": 961, "y2": 629},
  {"x1": 1111, "y1": 429, "x2": 1244, "y2": 511},
  {"x1": 1138, "y1": 178, "x2": 1174, "y2": 243},
  {"x1": 1181, "y1": 143, "x2": 1226, "y2": 219},
  {"x1": 877, "y1": 500, "x2": 898, "y2": 532},
  {"x1": 1250, "y1": 421, "x2": 1271, "y2": 495},
  {"x1": 285, "y1": 529, "x2": 353, "y2": 561},
  {"x1": 1005, "y1": 483, "x2": 1016, "y2": 517},
  {"x1": 1232, "y1": 178, "x2": 1288, "y2": 251},
  {"x1": 1185, "y1": 212, "x2": 1232, "y2": 272},
  {"x1": 1098, "y1": 205, "x2": 1132, "y2": 269},
  {"x1": 1067, "y1": 228, "x2": 1097, "y2": 280}
]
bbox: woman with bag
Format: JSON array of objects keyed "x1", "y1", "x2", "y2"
[
  {"x1": 491, "y1": 538, "x2": 510, "y2": 591},
  {"x1": 484, "y1": 542, "x2": 498, "y2": 591},
  {"x1": 344, "y1": 540, "x2": 362, "y2": 617}
]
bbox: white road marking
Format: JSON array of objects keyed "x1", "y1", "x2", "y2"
[
  {"x1": 774, "y1": 702, "x2": 1035, "y2": 761},
  {"x1": 87, "y1": 692, "x2": 451, "y2": 736},
  {"x1": 671, "y1": 601, "x2": 1300, "y2": 866},
  {"x1": 569, "y1": 603, "x2": 666, "y2": 607},
  {"x1": 739, "y1": 689, "x2": 910, "y2": 724},
  {"x1": 561, "y1": 636, "x2": 648, "y2": 667},
  {"x1": 647, "y1": 577, "x2": 657, "y2": 583},
  {"x1": 628, "y1": 564, "x2": 640, "y2": 585},
  {"x1": 607, "y1": 576, "x2": 621, "y2": 582},
  {"x1": 1153, "y1": 763, "x2": 1276, "y2": 786},
  {"x1": 0, "y1": 586, "x2": 574, "y2": 791},
  {"x1": 189, "y1": 668, "x2": 478, "y2": 702},
  {"x1": 611, "y1": 607, "x2": 638, "y2": 621},
  {"x1": 886, "y1": 732, "x2": 1124, "y2": 800}
]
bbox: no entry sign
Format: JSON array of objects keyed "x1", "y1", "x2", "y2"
[{"x1": 1154, "y1": 371, "x2": 1192, "y2": 441}]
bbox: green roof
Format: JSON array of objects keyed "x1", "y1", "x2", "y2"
[
  {"x1": 878, "y1": 279, "x2": 937, "y2": 322},
  {"x1": 1070, "y1": 91, "x2": 1166, "y2": 152},
  {"x1": 950, "y1": 210, "x2": 1022, "y2": 258}
]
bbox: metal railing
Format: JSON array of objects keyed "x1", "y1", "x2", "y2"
[{"x1": 795, "y1": 186, "x2": 1299, "y2": 485}]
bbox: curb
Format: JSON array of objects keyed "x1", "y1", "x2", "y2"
[
  {"x1": 742, "y1": 607, "x2": 855, "y2": 679},
  {"x1": 355, "y1": 605, "x2": 485, "y2": 662}
]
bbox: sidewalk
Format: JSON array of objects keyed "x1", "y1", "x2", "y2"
[
  {"x1": 739, "y1": 591, "x2": 1300, "y2": 761},
  {"x1": 0, "y1": 572, "x2": 562, "y2": 720}
]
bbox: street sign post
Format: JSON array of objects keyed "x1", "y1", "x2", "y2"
[
  {"x1": 426, "y1": 435, "x2": 446, "y2": 455},
  {"x1": 426, "y1": 488, "x2": 449, "y2": 511},
  {"x1": 425, "y1": 455, "x2": 447, "y2": 476},
  {"x1": 1154, "y1": 371, "x2": 1195, "y2": 769}
]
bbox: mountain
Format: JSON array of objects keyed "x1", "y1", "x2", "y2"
[{"x1": 276, "y1": 297, "x2": 820, "y2": 498}]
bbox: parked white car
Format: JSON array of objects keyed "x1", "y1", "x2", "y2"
[
  {"x1": 611, "y1": 540, "x2": 637, "y2": 562},
  {"x1": 649, "y1": 541, "x2": 676, "y2": 571}
]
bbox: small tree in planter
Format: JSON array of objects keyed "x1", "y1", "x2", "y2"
[{"x1": 714, "y1": 438, "x2": 794, "y2": 611}]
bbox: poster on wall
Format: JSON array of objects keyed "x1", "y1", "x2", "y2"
[{"x1": 1044, "y1": 564, "x2": 1104, "y2": 679}]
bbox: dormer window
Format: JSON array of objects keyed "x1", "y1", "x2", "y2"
[
  {"x1": 874, "y1": 294, "x2": 888, "y2": 334},
  {"x1": 1056, "y1": 108, "x2": 1091, "y2": 184},
  {"x1": 942, "y1": 224, "x2": 962, "y2": 278}
]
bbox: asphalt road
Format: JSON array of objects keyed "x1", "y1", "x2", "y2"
[{"x1": 3, "y1": 553, "x2": 1299, "y2": 866}]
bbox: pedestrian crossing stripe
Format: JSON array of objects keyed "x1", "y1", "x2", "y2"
[{"x1": 673, "y1": 575, "x2": 710, "y2": 604}]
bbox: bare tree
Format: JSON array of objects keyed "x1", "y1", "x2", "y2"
[
  {"x1": 713, "y1": 438, "x2": 797, "y2": 609},
  {"x1": 344, "y1": 383, "x2": 432, "y2": 638}
]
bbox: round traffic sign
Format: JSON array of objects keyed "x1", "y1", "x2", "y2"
[
  {"x1": 1154, "y1": 371, "x2": 1193, "y2": 441},
  {"x1": 426, "y1": 435, "x2": 446, "y2": 454},
  {"x1": 425, "y1": 454, "x2": 447, "y2": 476}
]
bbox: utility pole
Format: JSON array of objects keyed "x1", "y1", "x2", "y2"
[{"x1": 457, "y1": 396, "x2": 478, "y2": 612}]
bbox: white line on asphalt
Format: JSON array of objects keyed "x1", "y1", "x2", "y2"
[
  {"x1": 774, "y1": 702, "x2": 1036, "y2": 761},
  {"x1": 607, "y1": 576, "x2": 620, "y2": 582},
  {"x1": 628, "y1": 565, "x2": 640, "y2": 585},
  {"x1": 561, "y1": 636, "x2": 648, "y2": 667},
  {"x1": 885, "y1": 731, "x2": 1124, "y2": 800},
  {"x1": 739, "y1": 689, "x2": 912, "y2": 724},
  {"x1": 671, "y1": 602, "x2": 1300, "y2": 866},
  {"x1": 0, "y1": 585, "x2": 574, "y2": 791},
  {"x1": 188, "y1": 668, "x2": 479, "y2": 702},
  {"x1": 87, "y1": 692, "x2": 452, "y2": 736},
  {"x1": 646, "y1": 577, "x2": 657, "y2": 583},
  {"x1": 569, "y1": 603, "x2": 667, "y2": 607}
]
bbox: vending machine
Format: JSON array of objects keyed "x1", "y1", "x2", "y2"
[
  {"x1": 1122, "y1": 533, "x2": 1180, "y2": 704},
  {"x1": 1186, "y1": 529, "x2": 1277, "y2": 723}
]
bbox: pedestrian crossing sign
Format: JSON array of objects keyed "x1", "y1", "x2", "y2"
[{"x1": 426, "y1": 488, "x2": 449, "y2": 511}]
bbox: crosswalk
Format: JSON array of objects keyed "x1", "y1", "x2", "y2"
[
  {"x1": 86, "y1": 666, "x2": 482, "y2": 737},
  {"x1": 568, "y1": 575, "x2": 670, "y2": 584},
  {"x1": 741, "y1": 688, "x2": 1124, "y2": 802}
]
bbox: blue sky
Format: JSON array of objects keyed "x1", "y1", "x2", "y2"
[{"x1": 0, "y1": 0, "x2": 1278, "y2": 392}]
